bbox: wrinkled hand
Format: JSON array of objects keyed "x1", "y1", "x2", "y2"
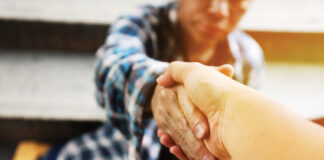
[
  {"x1": 151, "y1": 85, "x2": 214, "y2": 160},
  {"x1": 156, "y1": 63, "x2": 235, "y2": 159}
]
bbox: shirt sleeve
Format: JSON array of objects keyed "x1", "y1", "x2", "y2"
[
  {"x1": 242, "y1": 34, "x2": 264, "y2": 89},
  {"x1": 246, "y1": 48, "x2": 264, "y2": 90},
  {"x1": 94, "y1": 8, "x2": 168, "y2": 142},
  {"x1": 231, "y1": 30, "x2": 265, "y2": 89}
]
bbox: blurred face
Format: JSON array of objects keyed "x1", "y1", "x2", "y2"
[{"x1": 178, "y1": 0, "x2": 252, "y2": 43}]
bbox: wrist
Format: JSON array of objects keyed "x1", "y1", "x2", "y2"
[{"x1": 218, "y1": 84, "x2": 265, "y2": 159}]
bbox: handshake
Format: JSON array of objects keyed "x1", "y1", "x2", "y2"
[{"x1": 151, "y1": 62, "x2": 324, "y2": 160}]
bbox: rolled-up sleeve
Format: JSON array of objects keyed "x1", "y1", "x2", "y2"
[{"x1": 94, "y1": 13, "x2": 168, "y2": 142}]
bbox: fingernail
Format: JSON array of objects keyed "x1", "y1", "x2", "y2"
[
  {"x1": 203, "y1": 154, "x2": 215, "y2": 160},
  {"x1": 195, "y1": 123, "x2": 205, "y2": 139}
]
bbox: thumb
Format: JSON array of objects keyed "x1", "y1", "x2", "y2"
[
  {"x1": 157, "y1": 61, "x2": 192, "y2": 87},
  {"x1": 176, "y1": 86, "x2": 210, "y2": 139},
  {"x1": 210, "y1": 64, "x2": 234, "y2": 78},
  {"x1": 157, "y1": 62, "x2": 234, "y2": 87},
  {"x1": 218, "y1": 64, "x2": 234, "y2": 78}
]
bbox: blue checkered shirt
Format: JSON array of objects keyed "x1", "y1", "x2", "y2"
[{"x1": 57, "y1": 1, "x2": 264, "y2": 160}]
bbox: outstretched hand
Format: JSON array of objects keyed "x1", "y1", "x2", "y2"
[
  {"x1": 157, "y1": 63, "x2": 234, "y2": 87},
  {"x1": 156, "y1": 62, "x2": 235, "y2": 159}
]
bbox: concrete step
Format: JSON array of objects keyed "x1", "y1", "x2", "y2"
[
  {"x1": 261, "y1": 62, "x2": 324, "y2": 119},
  {"x1": 0, "y1": 0, "x2": 323, "y2": 32},
  {"x1": 1, "y1": 49, "x2": 324, "y2": 121},
  {"x1": 0, "y1": 49, "x2": 106, "y2": 122},
  {"x1": 1, "y1": 1, "x2": 324, "y2": 63}
]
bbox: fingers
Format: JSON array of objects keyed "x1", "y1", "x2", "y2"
[
  {"x1": 158, "y1": 129, "x2": 176, "y2": 148},
  {"x1": 170, "y1": 145, "x2": 188, "y2": 160},
  {"x1": 160, "y1": 135, "x2": 175, "y2": 147},
  {"x1": 209, "y1": 64, "x2": 234, "y2": 78},
  {"x1": 170, "y1": 146, "x2": 216, "y2": 160},
  {"x1": 157, "y1": 130, "x2": 188, "y2": 160},
  {"x1": 157, "y1": 61, "x2": 199, "y2": 87},
  {"x1": 203, "y1": 154, "x2": 217, "y2": 160},
  {"x1": 176, "y1": 86, "x2": 210, "y2": 139},
  {"x1": 157, "y1": 126, "x2": 217, "y2": 160},
  {"x1": 157, "y1": 129, "x2": 163, "y2": 137},
  {"x1": 156, "y1": 69, "x2": 175, "y2": 87},
  {"x1": 157, "y1": 62, "x2": 234, "y2": 87},
  {"x1": 218, "y1": 64, "x2": 234, "y2": 78}
]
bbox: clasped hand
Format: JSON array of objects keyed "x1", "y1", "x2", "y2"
[{"x1": 151, "y1": 63, "x2": 234, "y2": 160}]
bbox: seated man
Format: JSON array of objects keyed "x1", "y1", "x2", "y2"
[
  {"x1": 157, "y1": 62, "x2": 324, "y2": 160},
  {"x1": 48, "y1": 0, "x2": 263, "y2": 159}
]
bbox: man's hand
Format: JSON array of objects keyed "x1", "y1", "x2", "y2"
[
  {"x1": 156, "y1": 62, "x2": 235, "y2": 159},
  {"x1": 151, "y1": 85, "x2": 214, "y2": 160}
]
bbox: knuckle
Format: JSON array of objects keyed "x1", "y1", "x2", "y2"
[
  {"x1": 159, "y1": 88, "x2": 177, "y2": 102},
  {"x1": 154, "y1": 114, "x2": 168, "y2": 129},
  {"x1": 159, "y1": 89, "x2": 169, "y2": 98},
  {"x1": 191, "y1": 62, "x2": 204, "y2": 69}
]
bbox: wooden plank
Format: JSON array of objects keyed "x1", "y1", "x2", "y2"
[
  {"x1": 0, "y1": 20, "x2": 107, "y2": 52},
  {"x1": 246, "y1": 31, "x2": 324, "y2": 62},
  {"x1": 0, "y1": 0, "x2": 323, "y2": 32},
  {"x1": 0, "y1": 119, "x2": 101, "y2": 143},
  {"x1": 1, "y1": 21, "x2": 324, "y2": 63}
]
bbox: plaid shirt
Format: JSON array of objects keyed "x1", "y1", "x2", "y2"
[{"x1": 57, "y1": 1, "x2": 264, "y2": 160}]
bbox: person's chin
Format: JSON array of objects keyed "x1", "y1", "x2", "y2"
[
  {"x1": 201, "y1": 26, "x2": 226, "y2": 40},
  {"x1": 200, "y1": 31, "x2": 225, "y2": 41}
]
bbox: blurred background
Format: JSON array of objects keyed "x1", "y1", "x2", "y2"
[{"x1": 0, "y1": 0, "x2": 324, "y2": 159}]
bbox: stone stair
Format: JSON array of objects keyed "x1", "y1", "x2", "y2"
[{"x1": 1, "y1": 0, "x2": 324, "y2": 159}]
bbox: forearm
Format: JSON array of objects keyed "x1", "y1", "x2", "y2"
[
  {"x1": 222, "y1": 85, "x2": 324, "y2": 160},
  {"x1": 95, "y1": 17, "x2": 168, "y2": 138},
  {"x1": 157, "y1": 61, "x2": 324, "y2": 159}
]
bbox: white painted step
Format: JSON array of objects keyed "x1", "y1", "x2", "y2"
[
  {"x1": 0, "y1": 50, "x2": 105, "y2": 121},
  {"x1": 261, "y1": 63, "x2": 324, "y2": 119},
  {"x1": 0, "y1": 0, "x2": 323, "y2": 32},
  {"x1": 0, "y1": 50, "x2": 324, "y2": 121}
]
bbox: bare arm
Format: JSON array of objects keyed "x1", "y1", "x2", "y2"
[
  {"x1": 224, "y1": 83, "x2": 324, "y2": 160},
  {"x1": 152, "y1": 65, "x2": 235, "y2": 160},
  {"x1": 158, "y1": 61, "x2": 324, "y2": 160},
  {"x1": 151, "y1": 85, "x2": 213, "y2": 160}
]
